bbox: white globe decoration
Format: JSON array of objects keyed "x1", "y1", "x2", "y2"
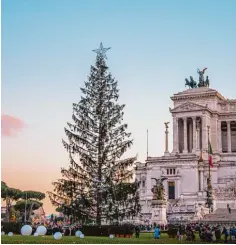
[
  {"x1": 8, "y1": 232, "x2": 13, "y2": 236},
  {"x1": 1, "y1": 231, "x2": 5, "y2": 235},
  {"x1": 75, "y1": 230, "x2": 82, "y2": 237},
  {"x1": 54, "y1": 232, "x2": 62, "y2": 240},
  {"x1": 34, "y1": 233, "x2": 39, "y2": 236},
  {"x1": 21, "y1": 225, "x2": 32, "y2": 236},
  {"x1": 36, "y1": 225, "x2": 47, "y2": 236},
  {"x1": 79, "y1": 234, "x2": 84, "y2": 239},
  {"x1": 109, "y1": 234, "x2": 114, "y2": 239}
]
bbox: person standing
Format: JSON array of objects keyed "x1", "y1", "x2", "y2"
[
  {"x1": 135, "y1": 226, "x2": 140, "y2": 238},
  {"x1": 222, "y1": 227, "x2": 229, "y2": 243},
  {"x1": 178, "y1": 225, "x2": 184, "y2": 241},
  {"x1": 154, "y1": 225, "x2": 160, "y2": 239}
]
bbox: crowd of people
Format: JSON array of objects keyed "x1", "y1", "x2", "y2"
[
  {"x1": 136, "y1": 223, "x2": 236, "y2": 242},
  {"x1": 196, "y1": 224, "x2": 236, "y2": 243},
  {"x1": 3, "y1": 219, "x2": 236, "y2": 242}
]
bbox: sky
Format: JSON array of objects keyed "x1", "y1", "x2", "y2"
[{"x1": 1, "y1": 0, "x2": 236, "y2": 214}]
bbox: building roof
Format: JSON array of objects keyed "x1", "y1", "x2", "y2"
[{"x1": 171, "y1": 87, "x2": 226, "y2": 101}]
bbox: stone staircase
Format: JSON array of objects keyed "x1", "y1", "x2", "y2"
[{"x1": 203, "y1": 208, "x2": 236, "y2": 222}]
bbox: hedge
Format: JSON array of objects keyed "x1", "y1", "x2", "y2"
[{"x1": 1, "y1": 223, "x2": 135, "y2": 237}]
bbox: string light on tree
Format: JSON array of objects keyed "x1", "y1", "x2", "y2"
[{"x1": 47, "y1": 42, "x2": 141, "y2": 225}]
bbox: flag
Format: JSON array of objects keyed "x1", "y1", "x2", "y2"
[{"x1": 208, "y1": 140, "x2": 214, "y2": 168}]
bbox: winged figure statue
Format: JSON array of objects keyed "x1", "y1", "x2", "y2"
[{"x1": 151, "y1": 177, "x2": 167, "y2": 200}]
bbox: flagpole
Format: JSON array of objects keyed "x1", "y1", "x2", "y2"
[
  {"x1": 147, "y1": 129, "x2": 149, "y2": 160},
  {"x1": 207, "y1": 126, "x2": 211, "y2": 183},
  {"x1": 207, "y1": 125, "x2": 213, "y2": 213}
]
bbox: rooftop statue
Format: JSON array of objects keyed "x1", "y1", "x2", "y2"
[
  {"x1": 185, "y1": 76, "x2": 197, "y2": 88},
  {"x1": 185, "y1": 68, "x2": 210, "y2": 88}
]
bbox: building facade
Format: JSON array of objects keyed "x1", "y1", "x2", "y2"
[{"x1": 135, "y1": 86, "x2": 236, "y2": 224}]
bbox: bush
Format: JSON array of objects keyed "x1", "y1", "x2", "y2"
[
  {"x1": 80, "y1": 224, "x2": 134, "y2": 236},
  {"x1": 1, "y1": 222, "x2": 23, "y2": 234},
  {"x1": 166, "y1": 224, "x2": 179, "y2": 238}
]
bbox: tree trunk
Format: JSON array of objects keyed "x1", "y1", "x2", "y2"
[{"x1": 6, "y1": 198, "x2": 10, "y2": 222}]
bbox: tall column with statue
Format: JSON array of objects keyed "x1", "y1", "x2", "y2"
[
  {"x1": 151, "y1": 177, "x2": 167, "y2": 225},
  {"x1": 164, "y1": 122, "x2": 170, "y2": 156}
]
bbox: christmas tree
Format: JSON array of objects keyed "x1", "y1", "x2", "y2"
[{"x1": 48, "y1": 43, "x2": 140, "y2": 225}]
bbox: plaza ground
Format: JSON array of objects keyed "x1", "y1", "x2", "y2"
[{"x1": 1, "y1": 232, "x2": 208, "y2": 244}]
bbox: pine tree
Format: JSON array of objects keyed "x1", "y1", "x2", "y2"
[{"x1": 48, "y1": 43, "x2": 140, "y2": 225}]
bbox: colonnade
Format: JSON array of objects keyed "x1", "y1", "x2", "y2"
[
  {"x1": 172, "y1": 116, "x2": 203, "y2": 154},
  {"x1": 173, "y1": 117, "x2": 236, "y2": 154},
  {"x1": 220, "y1": 120, "x2": 236, "y2": 153}
]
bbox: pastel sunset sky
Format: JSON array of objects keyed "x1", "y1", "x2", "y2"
[{"x1": 1, "y1": 0, "x2": 236, "y2": 214}]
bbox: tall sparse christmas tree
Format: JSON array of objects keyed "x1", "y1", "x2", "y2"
[{"x1": 48, "y1": 43, "x2": 140, "y2": 225}]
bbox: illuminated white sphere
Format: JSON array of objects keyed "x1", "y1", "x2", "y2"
[
  {"x1": 1, "y1": 231, "x2": 5, "y2": 235},
  {"x1": 54, "y1": 232, "x2": 62, "y2": 240},
  {"x1": 75, "y1": 230, "x2": 82, "y2": 237},
  {"x1": 8, "y1": 232, "x2": 13, "y2": 236},
  {"x1": 21, "y1": 225, "x2": 32, "y2": 236},
  {"x1": 36, "y1": 226, "x2": 47, "y2": 236},
  {"x1": 109, "y1": 234, "x2": 114, "y2": 239},
  {"x1": 34, "y1": 233, "x2": 39, "y2": 236},
  {"x1": 80, "y1": 234, "x2": 84, "y2": 239}
]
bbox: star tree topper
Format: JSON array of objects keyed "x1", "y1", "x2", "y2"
[{"x1": 92, "y1": 42, "x2": 111, "y2": 59}]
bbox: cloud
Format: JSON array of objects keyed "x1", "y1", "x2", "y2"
[{"x1": 1, "y1": 114, "x2": 27, "y2": 137}]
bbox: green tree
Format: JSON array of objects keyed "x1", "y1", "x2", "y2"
[
  {"x1": 1, "y1": 182, "x2": 45, "y2": 223},
  {"x1": 1, "y1": 181, "x2": 22, "y2": 222},
  {"x1": 48, "y1": 43, "x2": 140, "y2": 225}
]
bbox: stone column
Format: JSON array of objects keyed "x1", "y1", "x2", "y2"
[
  {"x1": 177, "y1": 178, "x2": 180, "y2": 199},
  {"x1": 196, "y1": 120, "x2": 200, "y2": 151},
  {"x1": 218, "y1": 120, "x2": 222, "y2": 153},
  {"x1": 202, "y1": 116, "x2": 207, "y2": 151},
  {"x1": 200, "y1": 170, "x2": 204, "y2": 191},
  {"x1": 172, "y1": 117, "x2": 179, "y2": 153},
  {"x1": 164, "y1": 122, "x2": 170, "y2": 155},
  {"x1": 146, "y1": 169, "x2": 152, "y2": 195},
  {"x1": 227, "y1": 121, "x2": 231, "y2": 153},
  {"x1": 192, "y1": 117, "x2": 196, "y2": 153},
  {"x1": 188, "y1": 119, "x2": 193, "y2": 153},
  {"x1": 183, "y1": 117, "x2": 188, "y2": 153}
]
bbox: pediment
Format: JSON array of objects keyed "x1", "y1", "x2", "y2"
[{"x1": 170, "y1": 102, "x2": 207, "y2": 113}]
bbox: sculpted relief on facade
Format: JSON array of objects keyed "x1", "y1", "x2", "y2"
[
  {"x1": 170, "y1": 102, "x2": 207, "y2": 113},
  {"x1": 214, "y1": 179, "x2": 236, "y2": 199}
]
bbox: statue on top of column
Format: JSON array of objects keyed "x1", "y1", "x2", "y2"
[{"x1": 185, "y1": 68, "x2": 210, "y2": 88}]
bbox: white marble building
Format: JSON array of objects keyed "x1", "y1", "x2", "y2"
[{"x1": 135, "y1": 87, "x2": 236, "y2": 224}]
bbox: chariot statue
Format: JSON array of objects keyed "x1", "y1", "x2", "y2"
[{"x1": 185, "y1": 68, "x2": 210, "y2": 88}]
